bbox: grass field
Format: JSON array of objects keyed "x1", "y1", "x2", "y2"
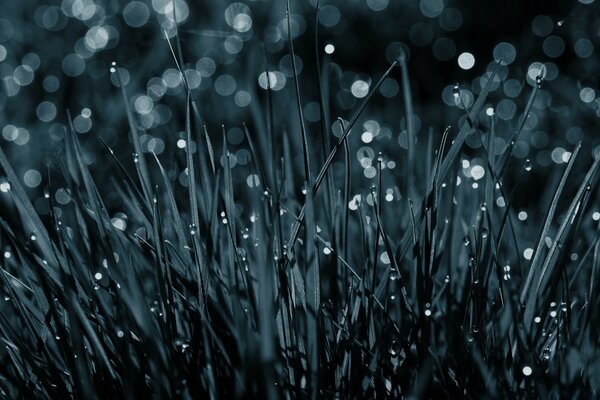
[{"x1": 1, "y1": 0, "x2": 600, "y2": 399}]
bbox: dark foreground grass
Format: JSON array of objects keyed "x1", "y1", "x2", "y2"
[{"x1": 1, "y1": 9, "x2": 600, "y2": 400}]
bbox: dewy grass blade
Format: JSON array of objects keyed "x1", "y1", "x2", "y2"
[
  {"x1": 399, "y1": 50, "x2": 416, "y2": 198},
  {"x1": 523, "y1": 153, "x2": 600, "y2": 327},
  {"x1": 112, "y1": 62, "x2": 152, "y2": 206},
  {"x1": 519, "y1": 142, "x2": 582, "y2": 307},
  {"x1": 286, "y1": 61, "x2": 399, "y2": 251},
  {"x1": 287, "y1": 0, "x2": 312, "y2": 185}
]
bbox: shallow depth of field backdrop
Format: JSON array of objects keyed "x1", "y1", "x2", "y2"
[
  {"x1": 1, "y1": 0, "x2": 599, "y2": 215},
  {"x1": 1, "y1": 0, "x2": 600, "y2": 398}
]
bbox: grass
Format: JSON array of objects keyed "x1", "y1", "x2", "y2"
[{"x1": 1, "y1": 5, "x2": 600, "y2": 400}]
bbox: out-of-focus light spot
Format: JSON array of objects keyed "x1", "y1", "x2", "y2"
[
  {"x1": 214, "y1": 75, "x2": 236, "y2": 96},
  {"x1": 420, "y1": 0, "x2": 444, "y2": 18},
  {"x1": 522, "y1": 366, "x2": 533, "y2": 376},
  {"x1": 43, "y1": 75, "x2": 59, "y2": 92},
  {"x1": 324, "y1": 43, "x2": 335, "y2": 54},
  {"x1": 23, "y1": 53, "x2": 41, "y2": 71},
  {"x1": 153, "y1": 0, "x2": 189, "y2": 23},
  {"x1": 246, "y1": 174, "x2": 260, "y2": 188},
  {"x1": 225, "y1": 3, "x2": 252, "y2": 33},
  {"x1": 493, "y1": 42, "x2": 516, "y2": 65},
  {"x1": 184, "y1": 69, "x2": 201, "y2": 89},
  {"x1": 518, "y1": 211, "x2": 528, "y2": 221},
  {"x1": 524, "y1": 248, "x2": 534, "y2": 260},
  {"x1": 503, "y1": 79, "x2": 522, "y2": 98},
  {"x1": 380, "y1": 78, "x2": 399, "y2": 98},
  {"x1": 551, "y1": 147, "x2": 567, "y2": 164},
  {"x1": 574, "y1": 38, "x2": 593, "y2": 58},
  {"x1": 177, "y1": 139, "x2": 186, "y2": 148},
  {"x1": 13, "y1": 65, "x2": 34, "y2": 86},
  {"x1": 542, "y1": 35, "x2": 565, "y2": 58},
  {"x1": 0, "y1": 45, "x2": 6, "y2": 62},
  {"x1": 367, "y1": 0, "x2": 389, "y2": 12},
  {"x1": 220, "y1": 153, "x2": 237, "y2": 168},
  {"x1": 258, "y1": 71, "x2": 286, "y2": 91},
  {"x1": 224, "y1": 35, "x2": 244, "y2": 55},
  {"x1": 318, "y1": 5, "x2": 341, "y2": 27},
  {"x1": 580, "y1": 87, "x2": 595, "y2": 103},
  {"x1": 36, "y1": 101, "x2": 57, "y2": 122},
  {"x1": 24, "y1": 169, "x2": 42, "y2": 188},
  {"x1": 526, "y1": 62, "x2": 546, "y2": 86},
  {"x1": 74, "y1": 113, "x2": 92, "y2": 133},
  {"x1": 146, "y1": 138, "x2": 165, "y2": 154},
  {"x1": 351, "y1": 80, "x2": 370, "y2": 98},
  {"x1": 234, "y1": 90, "x2": 251, "y2": 107},
  {"x1": 123, "y1": 1, "x2": 150, "y2": 27},
  {"x1": 111, "y1": 217, "x2": 127, "y2": 231},
  {"x1": 134, "y1": 95, "x2": 153, "y2": 114},
  {"x1": 457, "y1": 52, "x2": 475, "y2": 70},
  {"x1": 361, "y1": 131, "x2": 373, "y2": 143},
  {"x1": 2, "y1": 125, "x2": 16, "y2": 142},
  {"x1": 304, "y1": 102, "x2": 321, "y2": 122},
  {"x1": 532, "y1": 15, "x2": 553, "y2": 37},
  {"x1": 62, "y1": 54, "x2": 85, "y2": 77},
  {"x1": 380, "y1": 251, "x2": 390, "y2": 264},
  {"x1": 592, "y1": 212, "x2": 600, "y2": 221},
  {"x1": 162, "y1": 68, "x2": 182, "y2": 89},
  {"x1": 85, "y1": 26, "x2": 109, "y2": 51},
  {"x1": 471, "y1": 165, "x2": 485, "y2": 180},
  {"x1": 439, "y1": 8, "x2": 463, "y2": 31},
  {"x1": 0, "y1": 180, "x2": 10, "y2": 192},
  {"x1": 364, "y1": 166, "x2": 376, "y2": 178},
  {"x1": 196, "y1": 58, "x2": 216, "y2": 78},
  {"x1": 279, "y1": 54, "x2": 303, "y2": 77}
]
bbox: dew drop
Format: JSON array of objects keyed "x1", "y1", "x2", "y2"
[
  {"x1": 389, "y1": 340, "x2": 400, "y2": 357},
  {"x1": 524, "y1": 159, "x2": 532, "y2": 171},
  {"x1": 453, "y1": 83, "x2": 460, "y2": 97},
  {"x1": 463, "y1": 236, "x2": 470, "y2": 246}
]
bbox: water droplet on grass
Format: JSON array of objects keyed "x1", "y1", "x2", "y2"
[
  {"x1": 389, "y1": 341, "x2": 400, "y2": 357},
  {"x1": 525, "y1": 159, "x2": 532, "y2": 171}
]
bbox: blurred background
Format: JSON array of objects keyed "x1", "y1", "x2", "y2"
[{"x1": 0, "y1": 0, "x2": 599, "y2": 219}]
